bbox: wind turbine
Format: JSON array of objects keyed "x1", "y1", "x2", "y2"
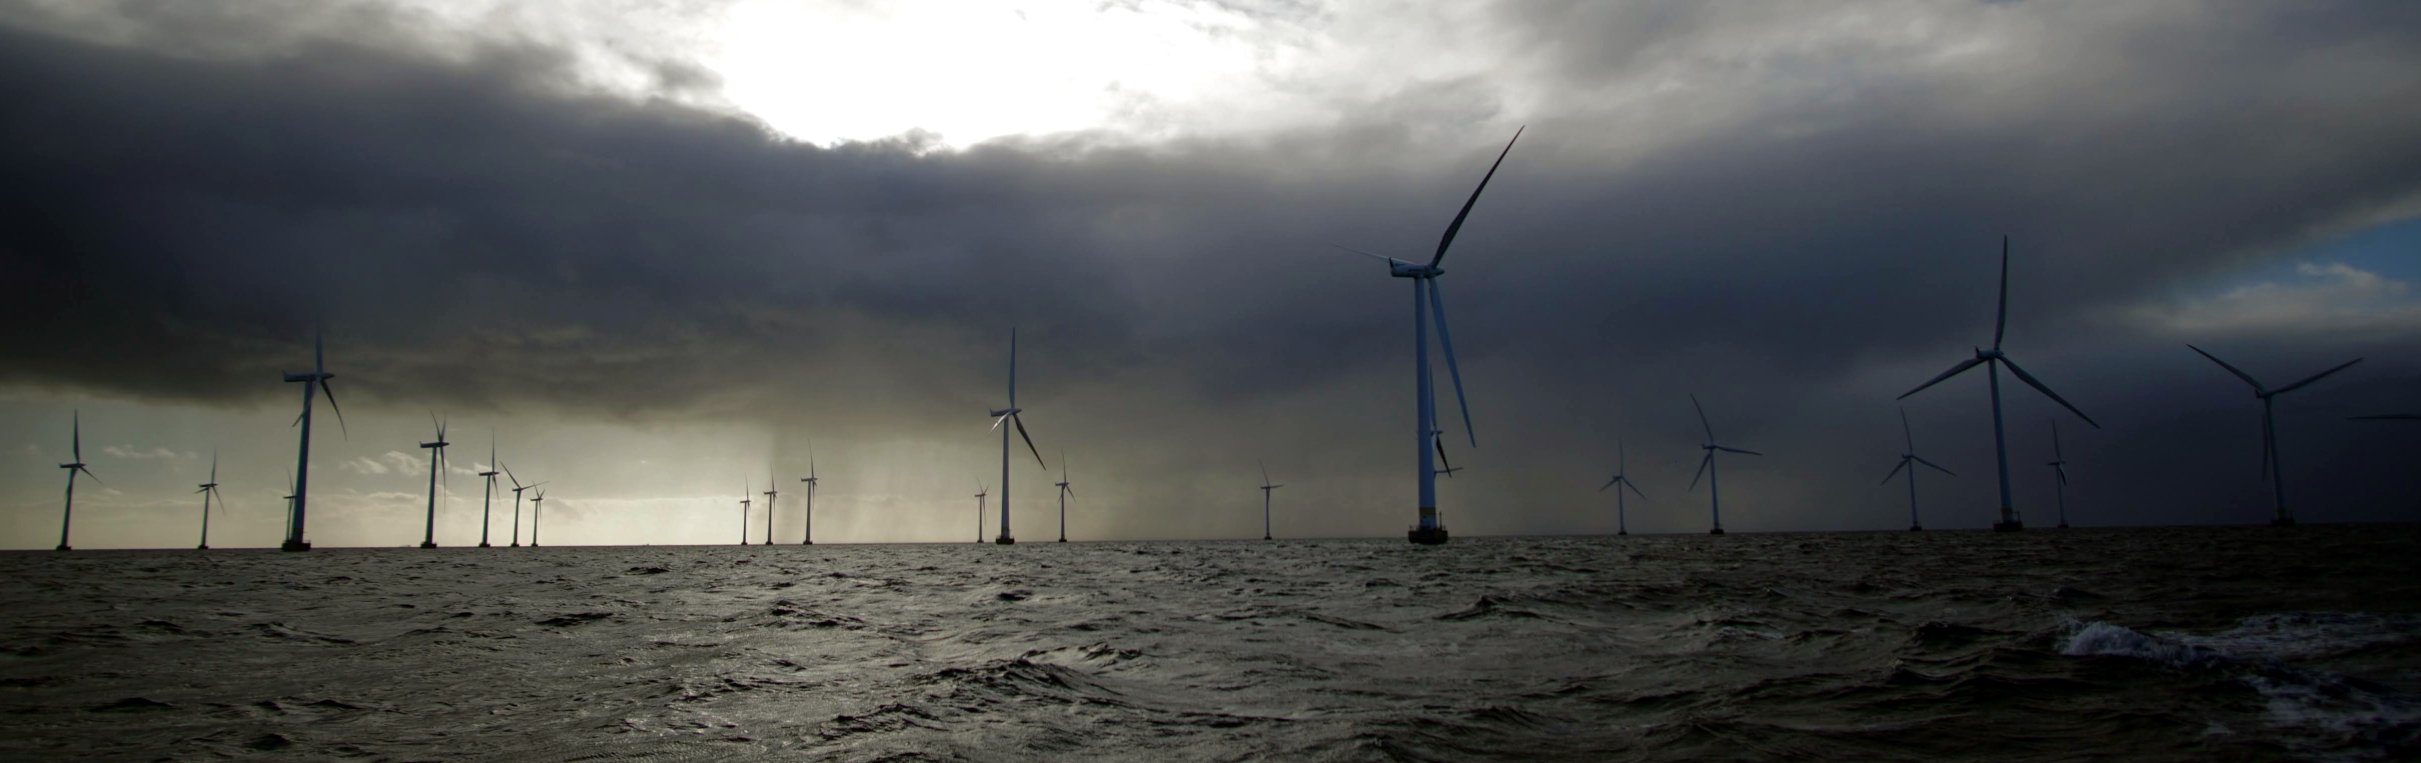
[
  {"x1": 529, "y1": 488, "x2": 547, "y2": 547},
  {"x1": 1597, "y1": 441, "x2": 1645, "y2": 536},
  {"x1": 738, "y1": 481, "x2": 753, "y2": 546},
  {"x1": 1259, "y1": 461, "x2": 1283, "y2": 541},
  {"x1": 2187, "y1": 345, "x2": 2363, "y2": 527},
  {"x1": 2046, "y1": 419, "x2": 2072, "y2": 529},
  {"x1": 762, "y1": 482, "x2": 780, "y2": 546},
  {"x1": 1341, "y1": 128, "x2": 1520, "y2": 545},
  {"x1": 1881, "y1": 408, "x2": 1955, "y2": 532},
  {"x1": 418, "y1": 414, "x2": 450, "y2": 549},
  {"x1": 54, "y1": 411, "x2": 98, "y2": 551},
  {"x1": 502, "y1": 464, "x2": 542, "y2": 547},
  {"x1": 799, "y1": 442, "x2": 819, "y2": 545},
  {"x1": 1899, "y1": 236, "x2": 2099, "y2": 532},
  {"x1": 987, "y1": 328, "x2": 1048, "y2": 545},
  {"x1": 1688, "y1": 395, "x2": 1761, "y2": 535},
  {"x1": 281, "y1": 327, "x2": 345, "y2": 552},
  {"x1": 973, "y1": 482, "x2": 989, "y2": 544},
  {"x1": 196, "y1": 451, "x2": 226, "y2": 550},
  {"x1": 1055, "y1": 454, "x2": 1073, "y2": 543},
  {"x1": 476, "y1": 440, "x2": 499, "y2": 547}
]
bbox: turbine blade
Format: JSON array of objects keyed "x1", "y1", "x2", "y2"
[
  {"x1": 1428, "y1": 280, "x2": 1477, "y2": 447},
  {"x1": 1881, "y1": 459, "x2": 1909, "y2": 485},
  {"x1": 2269, "y1": 357, "x2": 2363, "y2": 397},
  {"x1": 1900, "y1": 406, "x2": 1914, "y2": 452},
  {"x1": 1598, "y1": 476, "x2": 1618, "y2": 492},
  {"x1": 1624, "y1": 480, "x2": 1647, "y2": 501},
  {"x1": 1014, "y1": 415, "x2": 1046, "y2": 470},
  {"x1": 1718, "y1": 446, "x2": 1763, "y2": 456},
  {"x1": 1261, "y1": 460, "x2": 1270, "y2": 485},
  {"x1": 1898, "y1": 357, "x2": 1986, "y2": 400},
  {"x1": 1994, "y1": 235, "x2": 2010, "y2": 349},
  {"x1": 1429, "y1": 126, "x2": 1523, "y2": 269},
  {"x1": 1330, "y1": 244, "x2": 1404, "y2": 264},
  {"x1": 1691, "y1": 394, "x2": 1714, "y2": 441},
  {"x1": 320, "y1": 380, "x2": 348, "y2": 438},
  {"x1": 71, "y1": 411, "x2": 80, "y2": 462},
  {"x1": 2187, "y1": 344, "x2": 2264, "y2": 392},
  {"x1": 80, "y1": 466, "x2": 100, "y2": 483},
  {"x1": 1689, "y1": 452, "x2": 1711, "y2": 491},
  {"x1": 2051, "y1": 418, "x2": 2065, "y2": 460},
  {"x1": 210, "y1": 451, "x2": 219, "y2": 482},
  {"x1": 1434, "y1": 432, "x2": 1455, "y2": 476},
  {"x1": 2054, "y1": 464, "x2": 2069, "y2": 486},
  {"x1": 1999, "y1": 356, "x2": 2099, "y2": 428},
  {"x1": 990, "y1": 413, "x2": 1011, "y2": 432},
  {"x1": 1915, "y1": 456, "x2": 1957, "y2": 476}
]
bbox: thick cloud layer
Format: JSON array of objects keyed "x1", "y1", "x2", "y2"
[{"x1": 4, "y1": 0, "x2": 2420, "y2": 546}]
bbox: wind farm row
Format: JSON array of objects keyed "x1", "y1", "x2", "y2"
[{"x1": 31, "y1": 128, "x2": 2415, "y2": 550}]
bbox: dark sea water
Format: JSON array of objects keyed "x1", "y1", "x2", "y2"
[{"x1": 3, "y1": 526, "x2": 2418, "y2": 761}]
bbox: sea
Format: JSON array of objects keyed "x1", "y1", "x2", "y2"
[{"x1": 2, "y1": 525, "x2": 2417, "y2": 761}]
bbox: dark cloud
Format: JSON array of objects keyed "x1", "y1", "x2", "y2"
[{"x1": 3, "y1": 0, "x2": 2420, "y2": 542}]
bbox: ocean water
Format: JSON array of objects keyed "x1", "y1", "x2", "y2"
[{"x1": 2, "y1": 526, "x2": 2417, "y2": 761}]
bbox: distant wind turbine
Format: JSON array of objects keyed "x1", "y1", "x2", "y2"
[
  {"x1": 1339, "y1": 128, "x2": 1520, "y2": 545},
  {"x1": 2046, "y1": 419, "x2": 2072, "y2": 529},
  {"x1": 1899, "y1": 236, "x2": 2098, "y2": 532},
  {"x1": 503, "y1": 464, "x2": 542, "y2": 547},
  {"x1": 738, "y1": 481, "x2": 754, "y2": 546},
  {"x1": 54, "y1": 411, "x2": 98, "y2": 551},
  {"x1": 529, "y1": 488, "x2": 547, "y2": 547},
  {"x1": 418, "y1": 414, "x2": 450, "y2": 549},
  {"x1": 762, "y1": 482, "x2": 780, "y2": 546},
  {"x1": 987, "y1": 328, "x2": 1048, "y2": 545},
  {"x1": 196, "y1": 451, "x2": 226, "y2": 550},
  {"x1": 1688, "y1": 395, "x2": 1761, "y2": 535},
  {"x1": 1055, "y1": 453, "x2": 1073, "y2": 543},
  {"x1": 2188, "y1": 344, "x2": 2362, "y2": 527},
  {"x1": 1880, "y1": 408, "x2": 1955, "y2": 532},
  {"x1": 1597, "y1": 441, "x2": 1645, "y2": 536},
  {"x1": 973, "y1": 482, "x2": 989, "y2": 544},
  {"x1": 281, "y1": 327, "x2": 345, "y2": 552},
  {"x1": 477, "y1": 440, "x2": 500, "y2": 547},
  {"x1": 799, "y1": 441, "x2": 819, "y2": 545},
  {"x1": 1259, "y1": 461, "x2": 1283, "y2": 541}
]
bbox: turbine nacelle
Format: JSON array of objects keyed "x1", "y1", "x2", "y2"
[
  {"x1": 1389, "y1": 262, "x2": 1441, "y2": 278},
  {"x1": 1975, "y1": 348, "x2": 2003, "y2": 360}
]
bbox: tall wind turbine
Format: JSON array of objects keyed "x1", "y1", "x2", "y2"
[
  {"x1": 1342, "y1": 128, "x2": 1520, "y2": 545},
  {"x1": 1597, "y1": 441, "x2": 1645, "y2": 536},
  {"x1": 987, "y1": 328, "x2": 1048, "y2": 545},
  {"x1": 529, "y1": 488, "x2": 547, "y2": 547},
  {"x1": 2188, "y1": 345, "x2": 2362, "y2": 527},
  {"x1": 762, "y1": 483, "x2": 779, "y2": 546},
  {"x1": 196, "y1": 451, "x2": 226, "y2": 550},
  {"x1": 54, "y1": 411, "x2": 98, "y2": 551},
  {"x1": 281, "y1": 328, "x2": 345, "y2": 552},
  {"x1": 973, "y1": 483, "x2": 989, "y2": 544},
  {"x1": 799, "y1": 442, "x2": 819, "y2": 545},
  {"x1": 502, "y1": 464, "x2": 541, "y2": 547},
  {"x1": 418, "y1": 414, "x2": 450, "y2": 549},
  {"x1": 476, "y1": 440, "x2": 500, "y2": 547},
  {"x1": 2046, "y1": 419, "x2": 2072, "y2": 529},
  {"x1": 1688, "y1": 395, "x2": 1761, "y2": 535},
  {"x1": 1881, "y1": 408, "x2": 1955, "y2": 532},
  {"x1": 1899, "y1": 236, "x2": 2099, "y2": 532},
  {"x1": 1055, "y1": 454, "x2": 1073, "y2": 543},
  {"x1": 1259, "y1": 461, "x2": 1283, "y2": 541},
  {"x1": 738, "y1": 481, "x2": 753, "y2": 546}
]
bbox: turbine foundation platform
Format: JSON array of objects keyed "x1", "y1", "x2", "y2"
[
  {"x1": 2270, "y1": 517, "x2": 2297, "y2": 527},
  {"x1": 2056, "y1": 522, "x2": 2069, "y2": 529},
  {"x1": 1993, "y1": 520, "x2": 2024, "y2": 532},
  {"x1": 1408, "y1": 527, "x2": 1449, "y2": 545},
  {"x1": 478, "y1": 542, "x2": 491, "y2": 548},
  {"x1": 419, "y1": 541, "x2": 437, "y2": 549},
  {"x1": 1616, "y1": 530, "x2": 1627, "y2": 536},
  {"x1": 197, "y1": 544, "x2": 209, "y2": 550},
  {"x1": 1709, "y1": 527, "x2": 1725, "y2": 535},
  {"x1": 995, "y1": 536, "x2": 1016, "y2": 545},
  {"x1": 54, "y1": 544, "x2": 70, "y2": 551},
  {"x1": 280, "y1": 541, "x2": 311, "y2": 552},
  {"x1": 1909, "y1": 525, "x2": 1923, "y2": 532}
]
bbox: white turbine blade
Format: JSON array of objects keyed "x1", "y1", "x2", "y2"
[
  {"x1": 1999, "y1": 356, "x2": 2100, "y2": 428},
  {"x1": 1914, "y1": 455, "x2": 1956, "y2": 476},
  {"x1": 1270, "y1": 484, "x2": 1284, "y2": 489},
  {"x1": 1717, "y1": 446, "x2": 1763, "y2": 456},
  {"x1": 1261, "y1": 460, "x2": 1270, "y2": 485},
  {"x1": 1993, "y1": 235, "x2": 2010, "y2": 350},
  {"x1": 1691, "y1": 394, "x2": 1715, "y2": 441},
  {"x1": 2270, "y1": 357, "x2": 2363, "y2": 397},
  {"x1": 209, "y1": 451, "x2": 219, "y2": 483},
  {"x1": 1881, "y1": 459, "x2": 1909, "y2": 485},
  {"x1": 1899, "y1": 357, "x2": 1986, "y2": 400},
  {"x1": 990, "y1": 413, "x2": 1011, "y2": 431},
  {"x1": 1428, "y1": 126, "x2": 1523, "y2": 269},
  {"x1": 1330, "y1": 244, "x2": 1406, "y2": 265},
  {"x1": 1689, "y1": 451, "x2": 1711, "y2": 491},
  {"x1": 2187, "y1": 344, "x2": 2265, "y2": 392},
  {"x1": 1429, "y1": 279, "x2": 1477, "y2": 447}
]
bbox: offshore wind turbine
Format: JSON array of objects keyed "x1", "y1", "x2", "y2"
[
  {"x1": 477, "y1": 441, "x2": 500, "y2": 547},
  {"x1": 281, "y1": 328, "x2": 345, "y2": 552},
  {"x1": 418, "y1": 414, "x2": 451, "y2": 549},
  {"x1": 973, "y1": 483, "x2": 989, "y2": 543},
  {"x1": 2046, "y1": 419, "x2": 2072, "y2": 529},
  {"x1": 1880, "y1": 408, "x2": 1955, "y2": 532},
  {"x1": 762, "y1": 483, "x2": 779, "y2": 546},
  {"x1": 1688, "y1": 395, "x2": 1761, "y2": 535},
  {"x1": 195, "y1": 452, "x2": 226, "y2": 550},
  {"x1": 1259, "y1": 461, "x2": 1283, "y2": 541},
  {"x1": 1899, "y1": 236, "x2": 2099, "y2": 532},
  {"x1": 987, "y1": 328, "x2": 1048, "y2": 545},
  {"x1": 54, "y1": 411, "x2": 98, "y2": 551},
  {"x1": 2188, "y1": 345, "x2": 2363, "y2": 526},
  {"x1": 503, "y1": 464, "x2": 541, "y2": 547},
  {"x1": 1597, "y1": 441, "x2": 1645, "y2": 536},
  {"x1": 1337, "y1": 129, "x2": 1521, "y2": 545},
  {"x1": 529, "y1": 488, "x2": 547, "y2": 547},
  {"x1": 799, "y1": 442, "x2": 819, "y2": 545},
  {"x1": 737, "y1": 481, "x2": 753, "y2": 546},
  {"x1": 1055, "y1": 454, "x2": 1073, "y2": 543}
]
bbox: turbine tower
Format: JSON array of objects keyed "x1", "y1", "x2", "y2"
[
  {"x1": 281, "y1": 328, "x2": 345, "y2": 552},
  {"x1": 1597, "y1": 440, "x2": 1645, "y2": 536},
  {"x1": 477, "y1": 441, "x2": 499, "y2": 547},
  {"x1": 2046, "y1": 419, "x2": 2072, "y2": 529},
  {"x1": 1688, "y1": 395, "x2": 1762, "y2": 535},
  {"x1": 196, "y1": 451, "x2": 226, "y2": 550},
  {"x1": 1259, "y1": 461, "x2": 1283, "y2": 541},
  {"x1": 799, "y1": 442, "x2": 819, "y2": 545},
  {"x1": 2188, "y1": 345, "x2": 2362, "y2": 527},
  {"x1": 987, "y1": 328, "x2": 1048, "y2": 545},
  {"x1": 1881, "y1": 408, "x2": 1955, "y2": 532},
  {"x1": 502, "y1": 465, "x2": 541, "y2": 547},
  {"x1": 762, "y1": 483, "x2": 779, "y2": 546},
  {"x1": 529, "y1": 488, "x2": 547, "y2": 547},
  {"x1": 973, "y1": 483, "x2": 989, "y2": 544},
  {"x1": 1899, "y1": 236, "x2": 2098, "y2": 532},
  {"x1": 418, "y1": 414, "x2": 450, "y2": 549},
  {"x1": 1055, "y1": 454, "x2": 1073, "y2": 543},
  {"x1": 737, "y1": 481, "x2": 753, "y2": 546},
  {"x1": 1342, "y1": 129, "x2": 1520, "y2": 545},
  {"x1": 54, "y1": 411, "x2": 98, "y2": 551}
]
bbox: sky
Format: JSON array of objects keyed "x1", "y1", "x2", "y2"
[{"x1": 3, "y1": 0, "x2": 2419, "y2": 549}]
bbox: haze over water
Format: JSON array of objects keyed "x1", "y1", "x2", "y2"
[{"x1": 5, "y1": 525, "x2": 2416, "y2": 760}]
